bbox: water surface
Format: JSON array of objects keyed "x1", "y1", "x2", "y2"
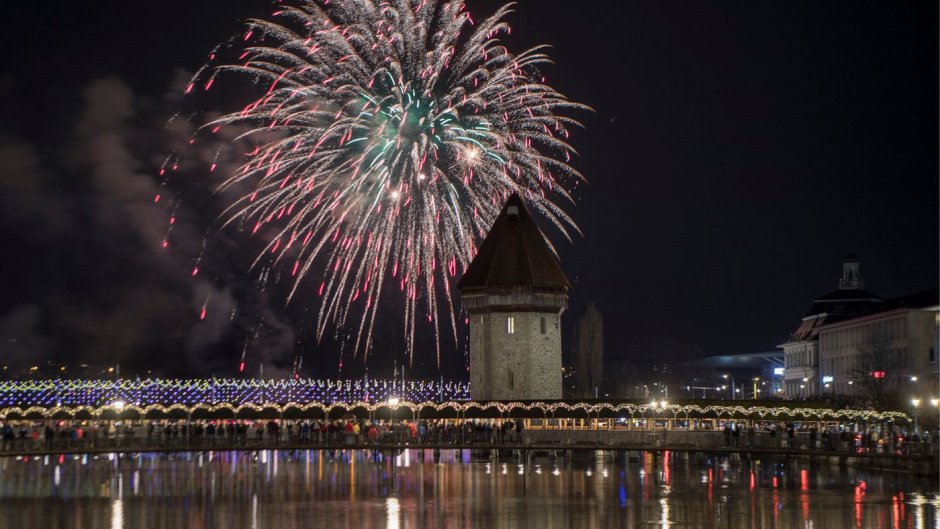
[{"x1": 0, "y1": 449, "x2": 935, "y2": 528}]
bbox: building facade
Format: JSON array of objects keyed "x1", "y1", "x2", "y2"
[
  {"x1": 818, "y1": 290, "x2": 938, "y2": 397},
  {"x1": 458, "y1": 194, "x2": 569, "y2": 401},
  {"x1": 781, "y1": 255, "x2": 881, "y2": 398},
  {"x1": 781, "y1": 255, "x2": 938, "y2": 399},
  {"x1": 781, "y1": 336, "x2": 821, "y2": 397}
]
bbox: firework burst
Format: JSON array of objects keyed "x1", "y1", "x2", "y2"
[{"x1": 187, "y1": 0, "x2": 587, "y2": 364}]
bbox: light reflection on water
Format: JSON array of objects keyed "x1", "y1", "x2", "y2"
[{"x1": 0, "y1": 450, "x2": 935, "y2": 529}]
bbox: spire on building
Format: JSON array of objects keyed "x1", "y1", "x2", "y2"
[
  {"x1": 838, "y1": 253, "x2": 863, "y2": 290},
  {"x1": 806, "y1": 254, "x2": 880, "y2": 318}
]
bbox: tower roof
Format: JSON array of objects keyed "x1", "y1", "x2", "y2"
[{"x1": 458, "y1": 194, "x2": 571, "y2": 291}]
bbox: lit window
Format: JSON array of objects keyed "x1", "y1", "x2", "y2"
[{"x1": 507, "y1": 316, "x2": 515, "y2": 334}]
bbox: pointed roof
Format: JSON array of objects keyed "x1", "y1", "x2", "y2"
[{"x1": 458, "y1": 194, "x2": 571, "y2": 291}]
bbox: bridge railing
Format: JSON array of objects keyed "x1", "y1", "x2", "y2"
[
  {"x1": 0, "y1": 428, "x2": 935, "y2": 457},
  {"x1": 524, "y1": 429, "x2": 936, "y2": 455}
]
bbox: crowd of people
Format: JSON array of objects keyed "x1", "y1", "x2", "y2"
[
  {"x1": 0, "y1": 419, "x2": 527, "y2": 452},
  {"x1": 0, "y1": 418, "x2": 935, "y2": 456},
  {"x1": 719, "y1": 422, "x2": 936, "y2": 455}
]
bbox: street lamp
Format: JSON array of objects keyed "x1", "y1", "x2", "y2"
[
  {"x1": 721, "y1": 374, "x2": 736, "y2": 399},
  {"x1": 111, "y1": 400, "x2": 126, "y2": 419},
  {"x1": 648, "y1": 400, "x2": 668, "y2": 433},
  {"x1": 387, "y1": 396, "x2": 401, "y2": 427},
  {"x1": 911, "y1": 398, "x2": 921, "y2": 433}
]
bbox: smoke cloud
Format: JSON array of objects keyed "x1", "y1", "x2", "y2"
[{"x1": 0, "y1": 75, "x2": 299, "y2": 377}]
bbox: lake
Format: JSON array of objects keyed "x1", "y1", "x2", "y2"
[{"x1": 0, "y1": 449, "x2": 935, "y2": 528}]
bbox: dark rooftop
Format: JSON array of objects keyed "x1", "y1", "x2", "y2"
[
  {"x1": 786, "y1": 313, "x2": 831, "y2": 342},
  {"x1": 812, "y1": 288, "x2": 882, "y2": 303},
  {"x1": 806, "y1": 288, "x2": 882, "y2": 317},
  {"x1": 458, "y1": 194, "x2": 571, "y2": 291},
  {"x1": 791, "y1": 286, "x2": 938, "y2": 341},
  {"x1": 875, "y1": 287, "x2": 939, "y2": 311}
]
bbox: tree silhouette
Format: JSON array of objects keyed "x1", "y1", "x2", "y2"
[
  {"x1": 851, "y1": 329, "x2": 904, "y2": 409},
  {"x1": 574, "y1": 303, "x2": 604, "y2": 398}
]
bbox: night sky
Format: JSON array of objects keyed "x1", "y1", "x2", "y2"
[{"x1": 1, "y1": 1, "x2": 936, "y2": 380}]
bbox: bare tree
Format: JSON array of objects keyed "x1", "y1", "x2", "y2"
[
  {"x1": 851, "y1": 329, "x2": 904, "y2": 408},
  {"x1": 574, "y1": 303, "x2": 604, "y2": 398}
]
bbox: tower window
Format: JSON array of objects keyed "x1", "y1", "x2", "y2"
[
  {"x1": 540, "y1": 317, "x2": 546, "y2": 334},
  {"x1": 509, "y1": 371, "x2": 514, "y2": 389},
  {"x1": 930, "y1": 347, "x2": 936, "y2": 364},
  {"x1": 507, "y1": 316, "x2": 515, "y2": 334}
]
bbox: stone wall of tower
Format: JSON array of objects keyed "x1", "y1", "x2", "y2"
[{"x1": 469, "y1": 310, "x2": 563, "y2": 400}]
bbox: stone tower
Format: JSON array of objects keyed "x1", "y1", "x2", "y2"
[{"x1": 458, "y1": 194, "x2": 570, "y2": 401}]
